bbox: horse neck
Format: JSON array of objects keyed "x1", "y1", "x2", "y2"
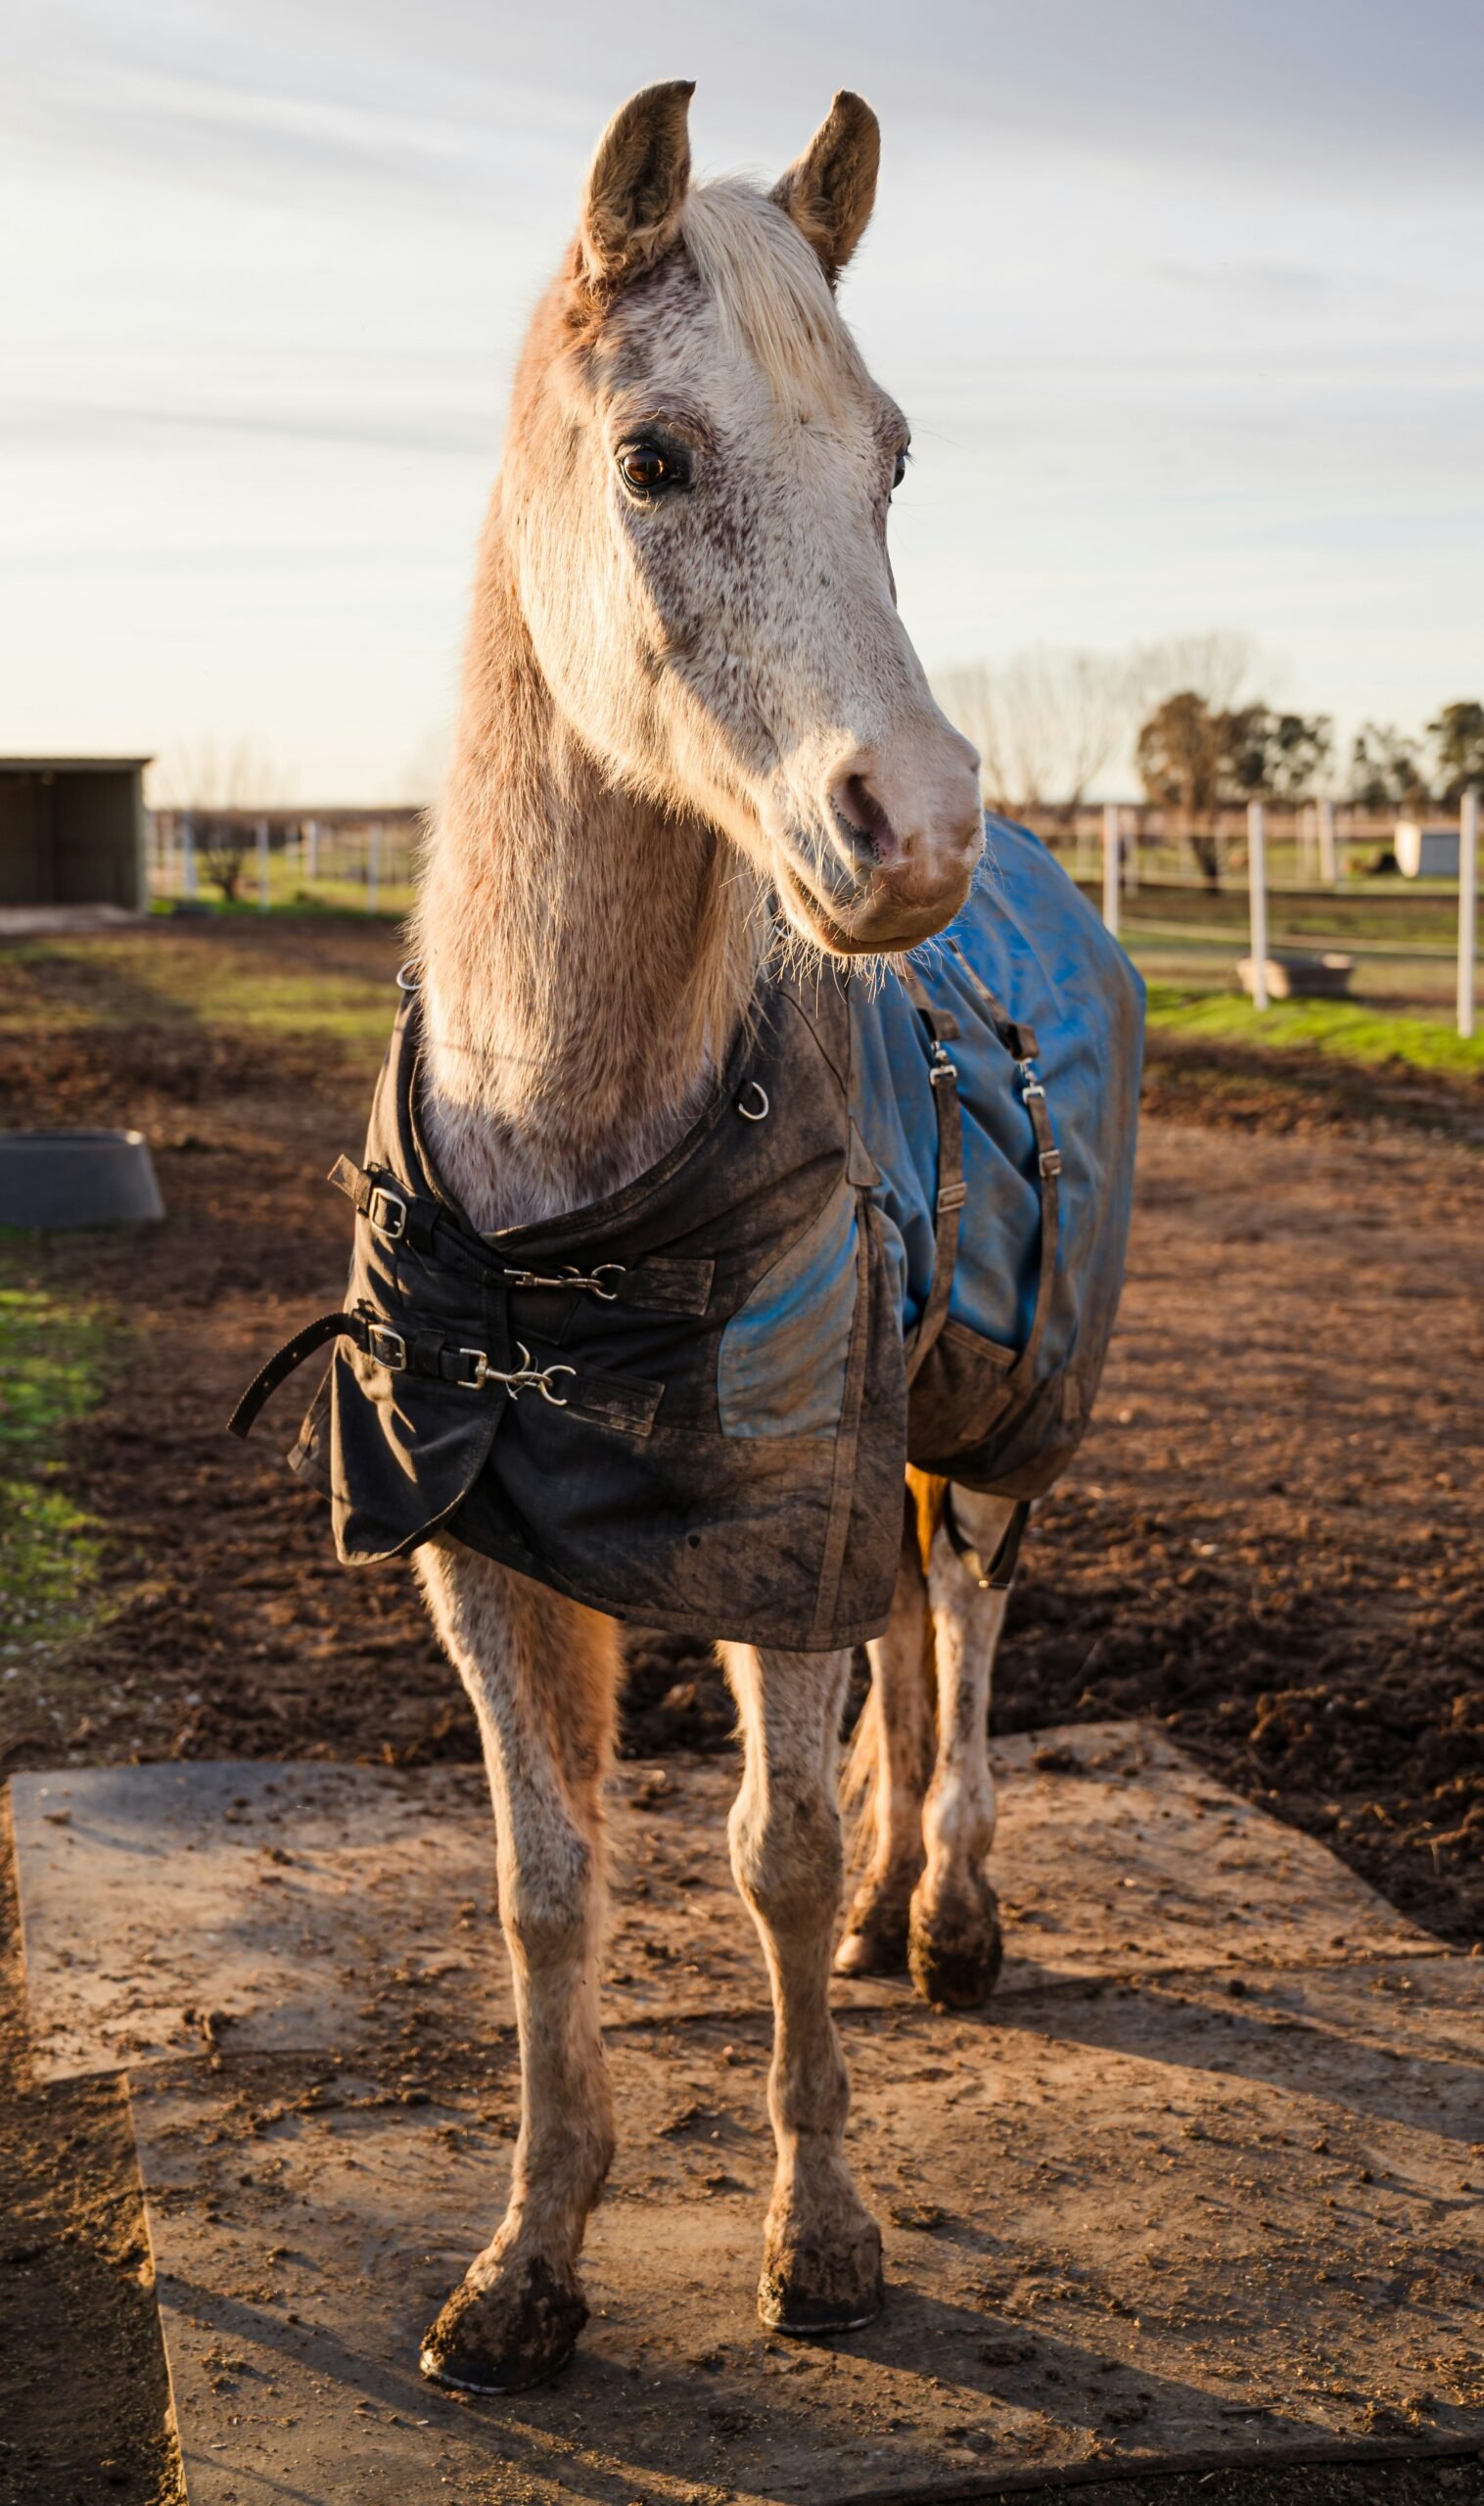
[{"x1": 414, "y1": 542, "x2": 762, "y2": 1232}]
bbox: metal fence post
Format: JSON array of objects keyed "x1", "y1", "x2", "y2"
[
  {"x1": 1102, "y1": 802, "x2": 1120, "y2": 938},
  {"x1": 1247, "y1": 800, "x2": 1269, "y2": 1012},
  {"x1": 1461, "y1": 788, "x2": 1479, "y2": 1042}
]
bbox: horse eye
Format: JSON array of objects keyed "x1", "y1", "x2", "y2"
[
  {"x1": 891, "y1": 448, "x2": 908, "y2": 491},
  {"x1": 619, "y1": 441, "x2": 676, "y2": 493}
]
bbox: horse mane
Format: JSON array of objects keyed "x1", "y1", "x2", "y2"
[{"x1": 678, "y1": 180, "x2": 867, "y2": 402}]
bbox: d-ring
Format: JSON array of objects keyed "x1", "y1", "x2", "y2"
[
  {"x1": 394, "y1": 959, "x2": 422, "y2": 993},
  {"x1": 737, "y1": 1081, "x2": 770, "y2": 1122}
]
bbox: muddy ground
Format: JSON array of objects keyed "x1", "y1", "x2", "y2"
[{"x1": 1, "y1": 915, "x2": 1481, "y2": 2504}]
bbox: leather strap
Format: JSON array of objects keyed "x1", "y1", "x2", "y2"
[
  {"x1": 228, "y1": 1304, "x2": 660, "y2": 1443},
  {"x1": 899, "y1": 967, "x2": 966, "y2": 1386},
  {"x1": 228, "y1": 1312, "x2": 363, "y2": 1441},
  {"x1": 328, "y1": 1156, "x2": 713, "y2": 1316},
  {"x1": 944, "y1": 1491, "x2": 1030, "y2": 1590},
  {"x1": 944, "y1": 939, "x2": 1061, "y2": 1398}
]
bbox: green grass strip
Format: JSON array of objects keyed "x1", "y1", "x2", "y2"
[
  {"x1": 0, "y1": 1276, "x2": 114, "y2": 1665},
  {"x1": 1143, "y1": 984, "x2": 1484, "y2": 1078}
]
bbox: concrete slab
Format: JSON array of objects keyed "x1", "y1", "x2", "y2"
[
  {"x1": 13, "y1": 1728, "x2": 1478, "y2": 2496},
  {"x1": 11, "y1": 1724, "x2": 1436, "y2": 2081},
  {"x1": 129, "y1": 1958, "x2": 1484, "y2": 2502}
]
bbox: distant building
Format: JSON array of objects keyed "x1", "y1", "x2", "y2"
[
  {"x1": 0, "y1": 757, "x2": 151, "y2": 910},
  {"x1": 1394, "y1": 819, "x2": 1461, "y2": 880}
]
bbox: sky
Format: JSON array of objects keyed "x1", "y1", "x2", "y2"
[{"x1": 4, "y1": 0, "x2": 1482, "y2": 802}]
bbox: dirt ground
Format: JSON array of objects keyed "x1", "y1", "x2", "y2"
[{"x1": 1, "y1": 915, "x2": 1481, "y2": 2504}]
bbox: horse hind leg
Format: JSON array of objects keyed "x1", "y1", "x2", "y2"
[
  {"x1": 907, "y1": 1484, "x2": 1022, "y2": 2010},
  {"x1": 835, "y1": 1499, "x2": 931, "y2": 1977},
  {"x1": 721, "y1": 1639, "x2": 884, "y2": 2334},
  {"x1": 413, "y1": 1543, "x2": 619, "y2": 2393}
]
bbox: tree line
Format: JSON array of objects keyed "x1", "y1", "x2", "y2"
[{"x1": 934, "y1": 637, "x2": 1484, "y2": 821}]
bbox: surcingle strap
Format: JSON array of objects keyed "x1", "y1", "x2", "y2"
[
  {"x1": 899, "y1": 967, "x2": 966, "y2": 1386},
  {"x1": 328, "y1": 1156, "x2": 714, "y2": 1315},
  {"x1": 227, "y1": 1306, "x2": 649, "y2": 1442},
  {"x1": 228, "y1": 1312, "x2": 363, "y2": 1441},
  {"x1": 944, "y1": 938, "x2": 1061, "y2": 1397}
]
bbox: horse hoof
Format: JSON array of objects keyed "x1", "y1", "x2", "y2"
[
  {"x1": 419, "y1": 2255, "x2": 587, "y2": 2394},
  {"x1": 833, "y1": 1909, "x2": 908, "y2": 1977},
  {"x1": 908, "y1": 1879, "x2": 1003, "y2": 2010},
  {"x1": 758, "y1": 2216, "x2": 884, "y2": 2336}
]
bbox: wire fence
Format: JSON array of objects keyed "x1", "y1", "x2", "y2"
[
  {"x1": 145, "y1": 797, "x2": 1479, "y2": 1034},
  {"x1": 1013, "y1": 801, "x2": 1460, "y2": 892},
  {"x1": 149, "y1": 810, "x2": 422, "y2": 913}
]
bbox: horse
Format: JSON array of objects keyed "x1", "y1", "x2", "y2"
[{"x1": 353, "y1": 83, "x2": 1072, "y2": 2392}]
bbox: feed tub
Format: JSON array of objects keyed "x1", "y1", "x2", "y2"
[
  {"x1": 0, "y1": 1130, "x2": 165, "y2": 1230},
  {"x1": 1237, "y1": 951, "x2": 1354, "y2": 1002}
]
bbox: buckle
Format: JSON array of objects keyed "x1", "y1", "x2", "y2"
[
  {"x1": 1040, "y1": 1147, "x2": 1062, "y2": 1178},
  {"x1": 367, "y1": 1183, "x2": 408, "y2": 1243},
  {"x1": 929, "y1": 1044, "x2": 957, "y2": 1087},
  {"x1": 365, "y1": 1321, "x2": 407, "y2": 1371}
]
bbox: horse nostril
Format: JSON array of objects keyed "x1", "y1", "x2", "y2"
[{"x1": 832, "y1": 772, "x2": 899, "y2": 865}]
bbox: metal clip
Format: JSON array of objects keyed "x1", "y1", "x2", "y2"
[
  {"x1": 499, "y1": 1262, "x2": 625, "y2": 1301},
  {"x1": 578, "y1": 1264, "x2": 625, "y2": 1300},
  {"x1": 367, "y1": 1183, "x2": 408, "y2": 1242},
  {"x1": 1017, "y1": 1061, "x2": 1045, "y2": 1102},
  {"x1": 365, "y1": 1321, "x2": 407, "y2": 1372},
  {"x1": 455, "y1": 1343, "x2": 576, "y2": 1406},
  {"x1": 737, "y1": 1081, "x2": 770, "y2": 1122},
  {"x1": 929, "y1": 1043, "x2": 958, "y2": 1088}
]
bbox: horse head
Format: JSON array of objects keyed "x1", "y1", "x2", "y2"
[{"x1": 497, "y1": 82, "x2": 984, "y2": 957}]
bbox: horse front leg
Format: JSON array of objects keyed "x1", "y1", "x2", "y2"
[
  {"x1": 414, "y1": 1544, "x2": 619, "y2": 2392},
  {"x1": 907, "y1": 1485, "x2": 1020, "y2": 2009},
  {"x1": 720, "y1": 1640, "x2": 884, "y2": 2334}
]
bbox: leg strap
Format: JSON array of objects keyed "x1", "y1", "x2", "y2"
[{"x1": 942, "y1": 1492, "x2": 1030, "y2": 1591}]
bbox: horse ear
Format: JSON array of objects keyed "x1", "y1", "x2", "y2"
[
  {"x1": 772, "y1": 91, "x2": 880, "y2": 283},
  {"x1": 579, "y1": 81, "x2": 695, "y2": 297}
]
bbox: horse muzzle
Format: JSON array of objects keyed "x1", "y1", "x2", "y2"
[{"x1": 778, "y1": 851, "x2": 979, "y2": 955}]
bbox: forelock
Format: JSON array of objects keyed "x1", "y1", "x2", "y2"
[{"x1": 678, "y1": 179, "x2": 866, "y2": 402}]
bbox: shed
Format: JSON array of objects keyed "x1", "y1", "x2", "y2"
[
  {"x1": 0, "y1": 757, "x2": 151, "y2": 911},
  {"x1": 1394, "y1": 819, "x2": 1460, "y2": 881}
]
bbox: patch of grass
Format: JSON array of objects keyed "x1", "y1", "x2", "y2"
[
  {"x1": 0, "y1": 930, "x2": 396, "y2": 1048},
  {"x1": 1142, "y1": 983, "x2": 1484, "y2": 1079},
  {"x1": 0, "y1": 1274, "x2": 115, "y2": 1670},
  {"x1": 1071, "y1": 875, "x2": 1465, "y2": 951}
]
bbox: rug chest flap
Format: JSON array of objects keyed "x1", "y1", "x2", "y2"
[{"x1": 288, "y1": 979, "x2": 908, "y2": 1651}]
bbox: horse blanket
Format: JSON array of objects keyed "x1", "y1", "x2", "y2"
[{"x1": 232, "y1": 816, "x2": 1144, "y2": 1649}]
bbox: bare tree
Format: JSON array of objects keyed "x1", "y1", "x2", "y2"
[
  {"x1": 1128, "y1": 630, "x2": 1266, "y2": 720},
  {"x1": 935, "y1": 647, "x2": 1135, "y2": 811},
  {"x1": 933, "y1": 662, "x2": 1011, "y2": 806},
  {"x1": 147, "y1": 743, "x2": 290, "y2": 904}
]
